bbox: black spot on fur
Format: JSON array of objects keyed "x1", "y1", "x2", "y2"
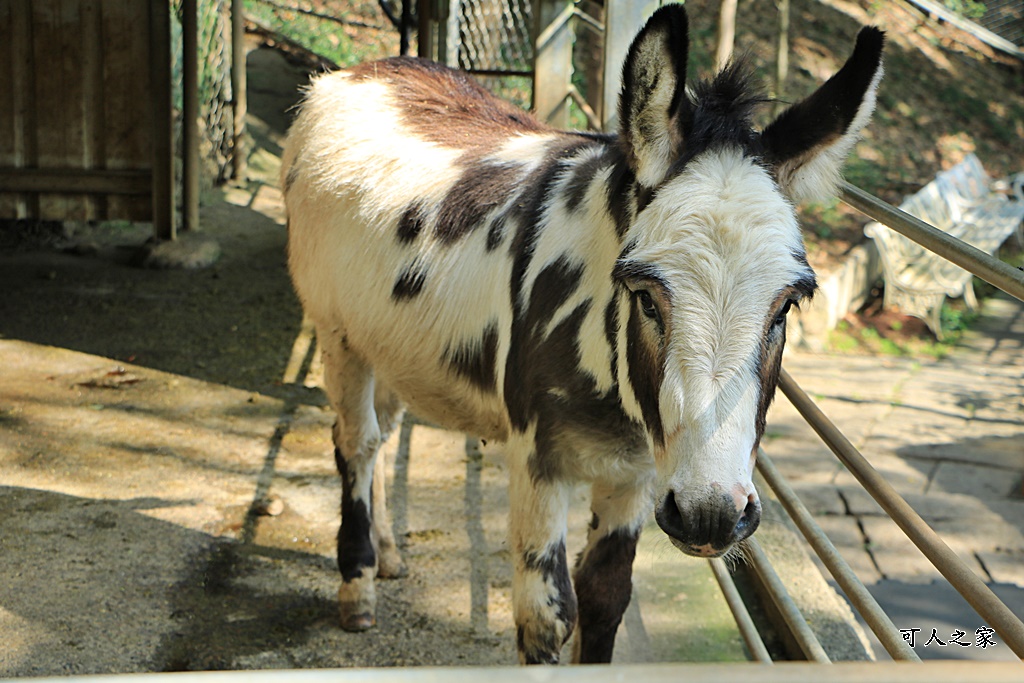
[
  {"x1": 436, "y1": 160, "x2": 521, "y2": 244},
  {"x1": 443, "y1": 322, "x2": 499, "y2": 392},
  {"x1": 519, "y1": 541, "x2": 577, "y2": 663},
  {"x1": 505, "y1": 257, "x2": 584, "y2": 432},
  {"x1": 334, "y1": 448, "x2": 376, "y2": 582},
  {"x1": 486, "y1": 212, "x2": 509, "y2": 251},
  {"x1": 504, "y1": 256, "x2": 643, "y2": 482},
  {"x1": 391, "y1": 260, "x2": 427, "y2": 301},
  {"x1": 604, "y1": 147, "x2": 636, "y2": 238},
  {"x1": 573, "y1": 527, "x2": 640, "y2": 663},
  {"x1": 397, "y1": 203, "x2": 427, "y2": 243},
  {"x1": 507, "y1": 136, "x2": 606, "y2": 316},
  {"x1": 604, "y1": 296, "x2": 620, "y2": 384},
  {"x1": 625, "y1": 299, "x2": 665, "y2": 446},
  {"x1": 564, "y1": 152, "x2": 605, "y2": 212}
]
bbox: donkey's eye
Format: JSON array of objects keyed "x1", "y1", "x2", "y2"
[
  {"x1": 773, "y1": 299, "x2": 795, "y2": 328},
  {"x1": 637, "y1": 290, "x2": 659, "y2": 322}
]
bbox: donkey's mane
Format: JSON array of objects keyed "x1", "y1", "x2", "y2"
[{"x1": 676, "y1": 58, "x2": 769, "y2": 168}]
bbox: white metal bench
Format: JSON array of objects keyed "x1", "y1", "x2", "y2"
[{"x1": 864, "y1": 154, "x2": 1024, "y2": 338}]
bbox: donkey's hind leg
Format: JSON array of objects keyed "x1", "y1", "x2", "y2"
[
  {"x1": 371, "y1": 384, "x2": 406, "y2": 578},
  {"x1": 319, "y1": 324, "x2": 384, "y2": 631}
]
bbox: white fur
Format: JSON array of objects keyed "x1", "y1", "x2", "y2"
[{"x1": 626, "y1": 149, "x2": 813, "y2": 502}]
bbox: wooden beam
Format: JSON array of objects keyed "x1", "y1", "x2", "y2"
[
  {"x1": 182, "y1": 0, "x2": 199, "y2": 231},
  {"x1": 149, "y1": 0, "x2": 174, "y2": 240},
  {"x1": 0, "y1": 168, "x2": 152, "y2": 195},
  {"x1": 232, "y1": 0, "x2": 247, "y2": 183}
]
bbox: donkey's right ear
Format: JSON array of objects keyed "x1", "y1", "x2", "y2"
[{"x1": 618, "y1": 4, "x2": 691, "y2": 189}]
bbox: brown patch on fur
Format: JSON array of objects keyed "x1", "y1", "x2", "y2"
[{"x1": 348, "y1": 57, "x2": 549, "y2": 153}]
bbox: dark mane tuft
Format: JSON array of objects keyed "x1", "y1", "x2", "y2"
[{"x1": 674, "y1": 57, "x2": 769, "y2": 168}]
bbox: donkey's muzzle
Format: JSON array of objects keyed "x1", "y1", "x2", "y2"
[{"x1": 655, "y1": 490, "x2": 761, "y2": 557}]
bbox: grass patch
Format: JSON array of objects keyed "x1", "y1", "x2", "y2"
[{"x1": 828, "y1": 299, "x2": 982, "y2": 359}]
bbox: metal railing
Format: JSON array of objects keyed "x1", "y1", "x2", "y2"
[{"x1": 716, "y1": 182, "x2": 1024, "y2": 665}]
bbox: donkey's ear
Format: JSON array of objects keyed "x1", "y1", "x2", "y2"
[
  {"x1": 618, "y1": 4, "x2": 691, "y2": 188},
  {"x1": 762, "y1": 27, "x2": 885, "y2": 203}
]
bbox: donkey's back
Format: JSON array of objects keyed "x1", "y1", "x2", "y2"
[{"x1": 284, "y1": 57, "x2": 589, "y2": 439}]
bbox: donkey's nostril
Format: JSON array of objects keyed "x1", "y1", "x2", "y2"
[
  {"x1": 655, "y1": 490, "x2": 684, "y2": 538},
  {"x1": 733, "y1": 498, "x2": 761, "y2": 541}
]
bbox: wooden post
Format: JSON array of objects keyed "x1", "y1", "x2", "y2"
[
  {"x1": 150, "y1": 0, "x2": 174, "y2": 240},
  {"x1": 182, "y1": 0, "x2": 199, "y2": 231},
  {"x1": 232, "y1": 0, "x2": 247, "y2": 183},
  {"x1": 532, "y1": 0, "x2": 573, "y2": 128}
]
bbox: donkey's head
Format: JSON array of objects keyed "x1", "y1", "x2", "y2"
[{"x1": 613, "y1": 6, "x2": 883, "y2": 557}]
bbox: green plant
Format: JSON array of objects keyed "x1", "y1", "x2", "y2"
[{"x1": 939, "y1": 0, "x2": 987, "y2": 20}]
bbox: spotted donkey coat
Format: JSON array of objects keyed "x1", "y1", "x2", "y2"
[{"x1": 282, "y1": 6, "x2": 884, "y2": 665}]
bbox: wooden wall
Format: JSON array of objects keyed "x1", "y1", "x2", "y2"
[{"x1": 0, "y1": 0, "x2": 173, "y2": 236}]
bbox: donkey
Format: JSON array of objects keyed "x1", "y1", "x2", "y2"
[{"x1": 282, "y1": 5, "x2": 884, "y2": 664}]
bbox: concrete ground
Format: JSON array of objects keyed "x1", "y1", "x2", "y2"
[
  {"x1": 767, "y1": 295, "x2": 1024, "y2": 661},
  {"x1": 1, "y1": 45, "x2": 1021, "y2": 675}
]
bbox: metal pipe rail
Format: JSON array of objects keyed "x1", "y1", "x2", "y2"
[
  {"x1": 709, "y1": 557, "x2": 773, "y2": 663},
  {"x1": 840, "y1": 182, "x2": 1024, "y2": 302},
  {"x1": 778, "y1": 369, "x2": 1024, "y2": 659},
  {"x1": 756, "y1": 451, "x2": 921, "y2": 662},
  {"x1": 745, "y1": 538, "x2": 832, "y2": 663}
]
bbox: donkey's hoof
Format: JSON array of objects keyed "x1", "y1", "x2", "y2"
[
  {"x1": 377, "y1": 551, "x2": 407, "y2": 579},
  {"x1": 340, "y1": 611, "x2": 376, "y2": 632}
]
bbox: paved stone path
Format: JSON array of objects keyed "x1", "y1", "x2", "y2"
[{"x1": 767, "y1": 295, "x2": 1024, "y2": 660}]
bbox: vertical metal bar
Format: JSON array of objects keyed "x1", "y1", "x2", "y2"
[
  {"x1": 417, "y1": 0, "x2": 431, "y2": 58},
  {"x1": 182, "y1": 0, "x2": 199, "y2": 231},
  {"x1": 709, "y1": 558, "x2": 773, "y2": 663},
  {"x1": 778, "y1": 368, "x2": 1024, "y2": 660},
  {"x1": 400, "y1": 0, "x2": 412, "y2": 55},
  {"x1": 756, "y1": 450, "x2": 921, "y2": 661},
  {"x1": 840, "y1": 182, "x2": 1024, "y2": 302},
  {"x1": 150, "y1": 0, "x2": 174, "y2": 240},
  {"x1": 745, "y1": 538, "x2": 831, "y2": 663},
  {"x1": 232, "y1": 0, "x2": 247, "y2": 183}
]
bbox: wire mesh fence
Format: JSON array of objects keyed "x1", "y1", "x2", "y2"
[{"x1": 171, "y1": 0, "x2": 235, "y2": 189}]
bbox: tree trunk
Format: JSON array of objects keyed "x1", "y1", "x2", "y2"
[
  {"x1": 774, "y1": 0, "x2": 790, "y2": 115},
  {"x1": 716, "y1": 0, "x2": 738, "y2": 71}
]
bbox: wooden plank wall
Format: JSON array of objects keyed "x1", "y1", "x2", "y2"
[{"x1": 0, "y1": 0, "x2": 164, "y2": 223}]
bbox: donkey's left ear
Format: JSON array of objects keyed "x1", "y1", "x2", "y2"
[{"x1": 761, "y1": 27, "x2": 885, "y2": 203}]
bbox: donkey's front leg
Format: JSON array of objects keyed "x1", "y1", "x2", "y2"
[
  {"x1": 507, "y1": 436, "x2": 577, "y2": 664},
  {"x1": 571, "y1": 481, "x2": 650, "y2": 663}
]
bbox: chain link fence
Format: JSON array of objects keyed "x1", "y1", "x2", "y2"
[
  {"x1": 449, "y1": 0, "x2": 533, "y2": 73},
  {"x1": 171, "y1": 0, "x2": 235, "y2": 191}
]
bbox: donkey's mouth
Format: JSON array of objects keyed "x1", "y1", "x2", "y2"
[{"x1": 654, "y1": 491, "x2": 761, "y2": 556}]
